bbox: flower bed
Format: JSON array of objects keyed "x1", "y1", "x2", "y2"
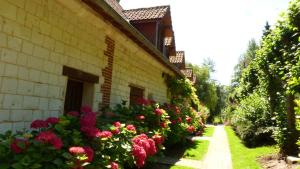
[{"x1": 0, "y1": 100, "x2": 206, "y2": 169}]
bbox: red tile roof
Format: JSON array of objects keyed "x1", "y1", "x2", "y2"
[
  {"x1": 123, "y1": 6, "x2": 170, "y2": 21},
  {"x1": 104, "y1": 0, "x2": 126, "y2": 19}
]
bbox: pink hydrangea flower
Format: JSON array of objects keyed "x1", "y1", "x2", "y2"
[
  {"x1": 99, "y1": 131, "x2": 112, "y2": 139},
  {"x1": 35, "y1": 131, "x2": 63, "y2": 150},
  {"x1": 110, "y1": 162, "x2": 119, "y2": 169},
  {"x1": 80, "y1": 105, "x2": 92, "y2": 113},
  {"x1": 67, "y1": 111, "x2": 80, "y2": 117},
  {"x1": 126, "y1": 124, "x2": 136, "y2": 132},
  {"x1": 113, "y1": 121, "x2": 121, "y2": 128},
  {"x1": 10, "y1": 139, "x2": 29, "y2": 154},
  {"x1": 31, "y1": 120, "x2": 49, "y2": 129},
  {"x1": 155, "y1": 109, "x2": 163, "y2": 116},
  {"x1": 46, "y1": 117, "x2": 59, "y2": 125}
]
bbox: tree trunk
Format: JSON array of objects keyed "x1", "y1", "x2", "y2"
[{"x1": 284, "y1": 94, "x2": 298, "y2": 155}]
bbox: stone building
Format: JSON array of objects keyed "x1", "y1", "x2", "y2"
[{"x1": 0, "y1": 0, "x2": 194, "y2": 132}]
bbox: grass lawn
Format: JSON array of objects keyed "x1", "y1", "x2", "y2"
[
  {"x1": 183, "y1": 140, "x2": 210, "y2": 160},
  {"x1": 170, "y1": 165, "x2": 194, "y2": 169},
  {"x1": 225, "y1": 126, "x2": 278, "y2": 169},
  {"x1": 203, "y1": 126, "x2": 215, "y2": 137}
]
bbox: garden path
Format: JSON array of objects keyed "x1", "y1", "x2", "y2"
[{"x1": 201, "y1": 125, "x2": 232, "y2": 169}]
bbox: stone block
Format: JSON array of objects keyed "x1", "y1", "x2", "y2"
[
  {"x1": 31, "y1": 30, "x2": 44, "y2": 45},
  {"x1": 3, "y1": 94, "x2": 23, "y2": 109},
  {"x1": 49, "y1": 99, "x2": 62, "y2": 111},
  {"x1": 12, "y1": 122, "x2": 25, "y2": 132},
  {"x1": 23, "y1": 96, "x2": 39, "y2": 109},
  {"x1": 7, "y1": 0, "x2": 25, "y2": 9},
  {"x1": 22, "y1": 40, "x2": 34, "y2": 55},
  {"x1": 8, "y1": 35, "x2": 22, "y2": 51},
  {"x1": 27, "y1": 56, "x2": 43, "y2": 70},
  {"x1": 0, "y1": 110, "x2": 10, "y2": 121},
  {"x1": 16, "y1": 7, "x2": 26, "y2": 25},
  {"x1": 39, "y1": 98, "x2": 49, "y2": 110},
  {"x1": 0, "y1": 123, "x2": 12, "y2": 133},
  {"x1": 17, "y1": 66, "x2": 29, "y2": 80},
  {"x1": 1, "y1": 48, "x2": 18, "y2": 64},
  {"x1": 17, "y1": 53, "x2": 28, "y2": 66},
  {"x1": 1, "y1": 77, "x2": 17, "y2": 94},
  {"x1": 33, "y1": 46, "x2": 50, "y2": 59},
  {"x1": 23, "y1": 110, "x2": 33, "y2": 121},
  {"x1": 48, "y1": 86, "x2": 60, "y2": 98},
  {"x1": 29, "y1": 69, "x2": 40, "y2": 82},
  {"x1": 39, "y1": 72, "x2": 49, "y2": 84},
  {"x1": 32, "y1": 110, "x2": 42, "y2": 120},
  {"x1": 34, "y1": 83, "x2": 48, "y2": 97},
  {"x1": 0, "y1": 32, "x2": 8, "y2": 47},
  {"x1": 0, "y1": 62, "x2": 5, "y2": 76},
  {"x1": 10, "y1": 110, "x2": 24, "y2": 121},
  {"x1": 0, "y1": 0, "x2": 17, "y2": 20},
  {"x1": 17, "y1": 80, "x2": 34, "y2": 95},
  {"x1": 25, "y1": 0, "x2": 37, "y2": 15}
]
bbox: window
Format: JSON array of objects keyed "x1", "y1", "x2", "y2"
[
  {"x1": 63, "y1": 66, "x2": 99, "y2": 113},
  {"x1": 129, "y1": 85, "x2": 144, "y2": 106},
  {"x1": 64, "y1": 79, "x2": 83, "y2": 113}
]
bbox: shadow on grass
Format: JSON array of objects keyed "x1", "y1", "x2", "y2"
[{"x1": 145, "y1": 140, "x2": 209, "y2": 169}]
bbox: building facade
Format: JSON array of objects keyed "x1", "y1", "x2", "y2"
[{"x1": 0, "y1": 0, "x2": 194, "y2": 132}]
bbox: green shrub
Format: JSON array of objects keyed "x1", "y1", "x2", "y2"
[{"x1": 232, "y1": 92, "x2": 275, "y2": 147}]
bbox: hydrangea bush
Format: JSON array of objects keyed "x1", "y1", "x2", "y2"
[{"x1": 0, "y1": 99, "x2": 205, "y2": 169}]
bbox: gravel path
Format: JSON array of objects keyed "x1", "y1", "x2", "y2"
[{"x1": 201, "y1": 125, "x2": 232, "y2": 169}]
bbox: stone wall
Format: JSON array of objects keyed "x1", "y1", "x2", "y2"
[{"x1": 0, "y1": 0, "x2": 174, "y2": 132}]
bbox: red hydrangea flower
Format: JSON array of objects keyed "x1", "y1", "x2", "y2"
[
  {"x1": 171, "y1": 120, "x2": 177, "y2": 124},
  {"x1": 132, "y1": 144, "x2": 147, "y2": 168},
  {"x1": 10, "y1": 139, "x2": 29, "y2": 154},
  {"x1": 31, "y1": 120, "x2": 49, "y2": 129},
  {"x1": 80, "y1": 112, "x2": 96, "y2": 128},
  {"x1": 113, "y1": 121, "x2": 121, "y2": 128},
  {"x1": 68, "y1": 111, "x2": 79, "y2": 117},
  {"x1": 46, "y1": 117, "x2": 59, "y2": 125},
  {"x1": 155, "y1": 109, "x2": 163, "y2": 116},
  {"x1": 69, "y1": 146, "x2": 94, "y2": 162},
  {"x1": 152, "y1": 134, "x2": 164, "y2": 145},
  {"x1": 160, "y1": 122, "x2": 167, "y2": 128},
  {"x1": 136, "y1": 115, "x2": 145, "y2": 121},
  {"x1": 99, "y1": 131, "x2": 112, "y2": 138},
  {"x1": 50, "y1": 137, "x2": 63, "y2": 149},
  {"x1": 35, "y1": 131, "x2": 63, "y2": 149},
  {"x1": 187, "y1": 126, "x2": 195, "y2": 133},
  {"x1": 126, "y1": 124, "x2": 136, "y2": 132},
  {"x1": 83, "y1": 146, "x2": 94, "y2": 162},
  {"x1": 111, "y1": 128, "x2": 120, "y2": 135},
  {"x1": 177, "y1": 117, "x2": 182, "y2": 123},
  {"x1": 69, "y1": 147, "x2": 86, "y2": 154},
  {"x1": 110, "y1": 162, "x2": 119, "y2": 169},
  {"x1": 147, "y1": 139, "x2": 157, "y2": 156},
  {"x1": 186, "y1": 117, "x2": 192, "y2": 123},
  {"x1": 81, "y1": 105, "x2": 92, "y2": 113},
  {"x1": 136, "y1": 98, "x2": 153, "y2": 106},
  {"x1": 81, "y1": 127, "x2": 101, "y2": 138}
]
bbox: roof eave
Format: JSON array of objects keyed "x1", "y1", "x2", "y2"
[{"x1": 82, "y1": 0, "x2": 183, "y2": 77}]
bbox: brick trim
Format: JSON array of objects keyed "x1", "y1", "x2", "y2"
[{"x1": 101, "y1": 36, "x2": 115, "y2": 107}]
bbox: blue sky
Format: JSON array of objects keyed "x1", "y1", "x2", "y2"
[{"x1": 120, "y1": 0, "x2": 290, "y2": 85}]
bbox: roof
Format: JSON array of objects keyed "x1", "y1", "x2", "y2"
[
  {"x1": 104, "y1": 0, "x2": 126, "y2": 19},
  {"x1": 84, "y1": 0, "x2": 183, "y2": 77},
  {"x1": 181, "y1": 68, "x2": 193, "y2": 78},
  {"x1": 169, "y1": 51, "x2": 185, "y2": 63},
  {"x1": 123, "y1": 5, "x2": 170, "y2": 21}
]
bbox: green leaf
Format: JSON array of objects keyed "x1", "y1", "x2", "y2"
[
  {"x1": 62, "y1": 152, "x2": 72, "y2": 159},
  {"x1": 11, "y1": 163, "x2": 23, "y2": 169},
  {"x1": 53, "y1": 158, "x2": 63, "y2": 166}
]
